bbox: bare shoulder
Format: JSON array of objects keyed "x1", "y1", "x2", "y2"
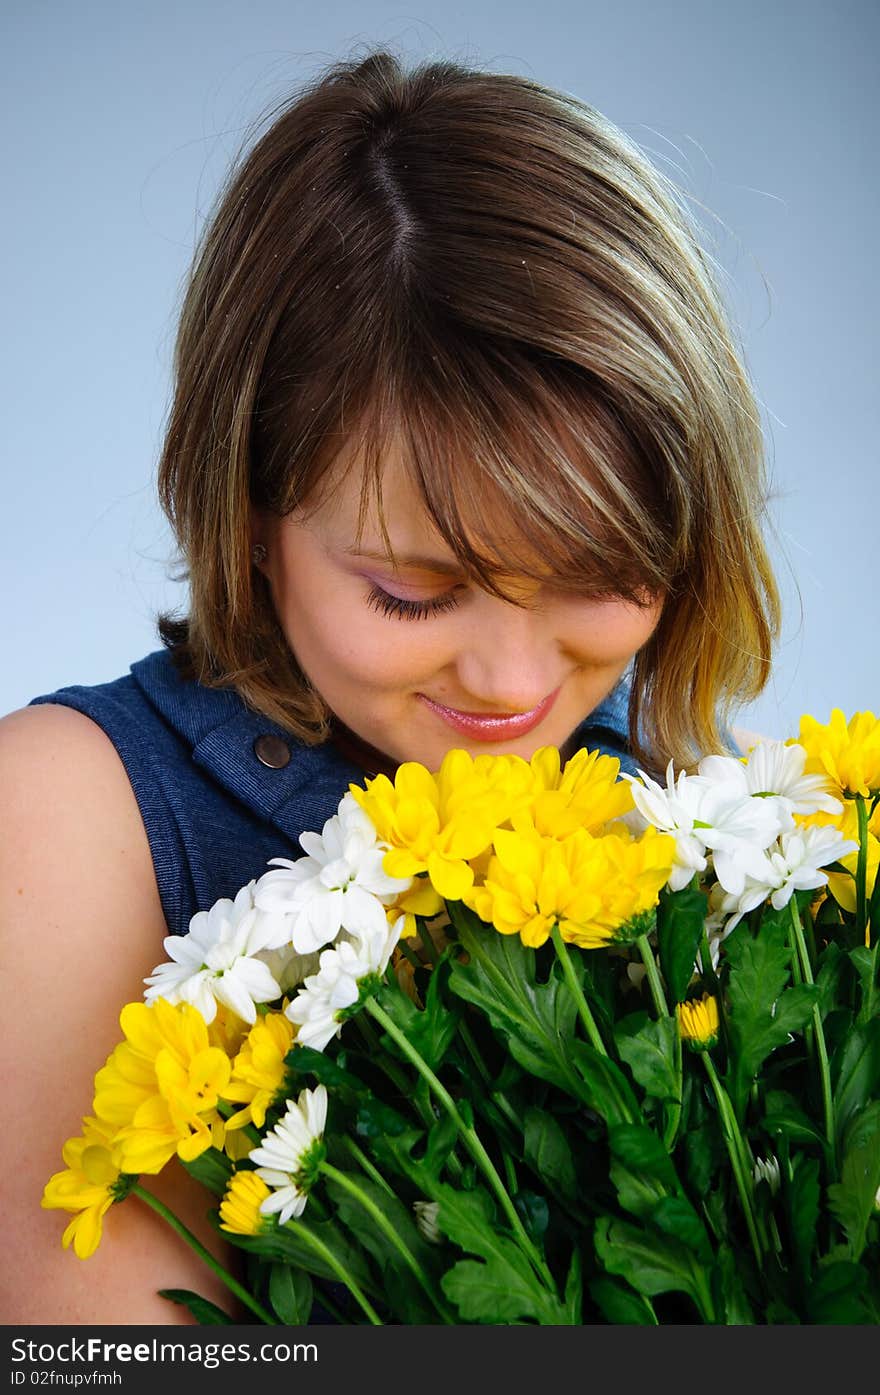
[
  {"x1": 0, "y1": 703, "x2": 239, "y2": 1323},
  {"x1": 730, "y1": 725, "x2": 772, "y2": 754}
]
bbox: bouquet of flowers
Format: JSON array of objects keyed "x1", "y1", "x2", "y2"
[{"x1": 43, "y1": 709, "x2": 880, "y2": 1325}]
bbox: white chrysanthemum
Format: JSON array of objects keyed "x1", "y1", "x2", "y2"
[
  {"x1": 143, "y1": 880, "x2": 287, "y2": 1024},
  {"x1": 413, "y1": 1200, "x2": 442, "y2": 1244},
  {"x1": 623, "y1": 764, "x2": 711, "y2": 890},
  {"x1": 284, "y1": 915, "x2": 404, "y2": 1051},
  {"x1": 254, "y1": 792, "x2": 413, "y2": 954},
  {"x1": 698, "y1": 742, "x2": 843, "y2": 831},
  {"x1": 256, "y1": 943, "x2": 325, "y2": 995},
  {"x1": 712, "y1": 824, "x2": 858, "y2": 931},
  {"x1": 248, "y1": 1084, "x2": 328, "y2": 1224},
  {"x1": 624, "y1": 762, "x2": 781, "y2": 894},
  {"x1": 753, "y1": 1155, "x2": 781, "y2": 1195}
]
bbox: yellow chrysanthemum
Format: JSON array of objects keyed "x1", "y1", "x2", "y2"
[
  {"x1": 798, "y1": 709, "x2": 880, "y2": 799},
  {"x1": 93, "y1": 999, "x2": 232, "y2": 1175},
  {"x1": 463, "y1": 824, "x2": 673, "y2": 950},
  {"x1": 221, "y1": 1011, "x2": 295, "y2": 1132},
  {"x1": 795, "y1": 801, "x2": 879, "y2": 926},
  {"x1": 383, "y1": 877, "x2": 445, "y2": 939},
  {"x1": 207, "y1": 1002, "x2": 250, "y2": 1059},
  {"x1": 509, "y1": 746, "x2": 634, "y2": 839},
  {"x1": 822, "y1": 800, "x2": 880, "y2": 916},
  {"x1": 677, "y1": 994, "x2": 720, "y2": 1050},
  {"x1": 41, "y1": 1116, "x2": 128, "y2": 1259},
  {"x1": 349, "y1": 750, "x2": 519, "y2": 900},
  {"x1": 219, "y1": 1170, "x2": 272, "y2": 1235}
]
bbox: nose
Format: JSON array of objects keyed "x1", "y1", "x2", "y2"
[{"x1": 451, "y1": 596, "x2": 564, "y2": 713}]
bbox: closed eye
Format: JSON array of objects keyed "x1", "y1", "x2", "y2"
[{"x1": 365, "y1": 583, "x2": 462, "y2": 621}]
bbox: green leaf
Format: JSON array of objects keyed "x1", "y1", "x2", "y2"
[
  {"x1": 683, "y1": 1119, "x2": 725, "y2": 1196},
  {"x1": 714, "y1": 1243, "x2": 755, "y2": 1324},
  {"x1": 594, "y1": 1216, "x2": 713, "y2": 1321},
  {"x1": 523, "y1": 1107, "x2": 578, "y2": 1202},
  {"x1": 258, "y1": 1217, "x2": 375, "y2": 1291},
  {"x1": 376, "y1": 955, "x2": 461, "y2": 1071},
  {"x1": 157, "y1": 1290, "x2": 235, "y2": 1324},
  {"x1": 284, "y1": 1045, "x2": 368, "y2": 1102},
  {"x1": 435, "y1": 1185, "x2": 566, "y2": 1324},
  {"x1": 268, "y1": 1263, "x2": 313, "y2": 1324},
  {"x1": 786, "y1": 1154, "x2": 820, "y2": 1283},
  {"x1": 569, "y1": 1041, "x2": 641, "y2": 1126},
  {"x1": 447, "y1": 911, "x2": 582, "y2": 1101},
  {"x1": 513, "y1": 1189, "x2": 549, "y2": 1244},
  {"x1": 589, "y1": 1275, "x2": 658, "y2": 1325},
  {"x1": 608, "y1": 1124, "x2": 680, "y2": 1192},
  {"x1": 849, "y1": 945, "x2": 876, "y2": 1006},
  {"x1": 827, "y1": 1106, "x2": 880, "y2": 1261},
  {"x1": 656, "y1": 885, "x2": 707, "y2": 1004},
  {"x1": 422, "y1": 1110, "x2": 462, "y2": 1180},
  {"x1": 832, "y1": 1018, "x2": 880, "y2": 1136},
  {"x1": 180, "y1": 1146, "x2": 233, "y2": 1198},
  {"x1": 816, "y1": 941, "x2": 846, "y2": 1019},
  {"x1": 323, "y1": 1170, "x2": 436, "y2": 1280},
  {"x1": 807, "y1": 1260, "x2": 869, "y2": 1324},
  {"x1": 614, "y1": 1012, "x2": 680, "y2": 1101},
  {"x1": 651, "y1": 1196, "x2": 712, "y2": 1264},
  {"x1": 762, "y1": 1090, "x2": 827, "y2": 1151},
  {"x1": 449, "y1": 909, "x2": 637, "y2": 1119},
  {"x1": 724, "y1": 921, "x2": 819, "y2": 1116},
  {"x1": 563, "y1": 1247, "x2": 584, "y2": 1324}
]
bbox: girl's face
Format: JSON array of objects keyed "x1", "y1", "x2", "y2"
[{"x1": 254, "y1": 442, "x2": 663, "y2": 771}]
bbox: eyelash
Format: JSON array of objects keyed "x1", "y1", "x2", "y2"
[{"x1": 365, "y1": 583, "x2": 462, "y2": 621}]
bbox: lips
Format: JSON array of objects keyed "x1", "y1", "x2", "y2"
[{"x1": 416, "y1": 688, "x2": 560, "y2": 741}]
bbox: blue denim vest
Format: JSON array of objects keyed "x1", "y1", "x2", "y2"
[{"x1": 28, "y1": 648, "x2": 637, "y2": 939}]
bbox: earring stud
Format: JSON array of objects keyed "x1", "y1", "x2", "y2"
[{"x1": 251, "y1": 543, "x2": 267, "y2": 565}]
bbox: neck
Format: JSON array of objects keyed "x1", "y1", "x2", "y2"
[{"x1": 329, "y1": 717, "x2": 400, "y2": 781}]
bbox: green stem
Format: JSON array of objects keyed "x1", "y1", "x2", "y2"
[
  {"x1": 789, "y1": 898, "x2": 836, "y2": 1170},
  {"x1": 549, "y1": 925, "x2": 608, "y2": 1056},
  {"x1": 353, "y1": 1016, "x2": 463, "y2": 1179},
  {"x1": 636, "y1": 934, "x2": 681, "y2": 1151},
  {"x1": 364, "y1": 997, "x2": 558, "y2": 1297},
  {"x1": 282, "y1": 1217, "x2": 383, "y2": 1325},
  {"x1": 131, "y1": 1182, "x2": 275, "y2": 1325},
  {"x1": 342, "y1": 1136, "x2": 396, "y2": 1197},
  {"x1": 320, "y1": 1161, "x2": 454, "y2": 1324},
  {"x1": 636, "y1": 933, "x2": 669, "y2": 1018},
  {"x1": 701, "y1": 1057, "x2": 763, "y2": 1270},
  {"x1": 699, "y1": 931, "x2": 720, "y2": 990},
  {"x1": 786, "y1": 914, "x2": 804, "y2": 988},
  {"x1": 664, "y1": 1029, "x2": 684, "y2": 1153},
  {"x1": 856, "y1": 796, "x2": 870, "y2": 948},
  {"x1": 858, "y1": 940, "x2": 879, "y2": 1025},
  {"x1": 803, "y1": 899, "x2": 819, "y2": 974},
  {"x1": 396, "y1": 938, "x2": 423, "y2": 972}
]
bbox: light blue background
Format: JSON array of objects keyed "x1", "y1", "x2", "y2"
[{"x1": 3, "y1": 0, "x2": 877, "y2": 740}]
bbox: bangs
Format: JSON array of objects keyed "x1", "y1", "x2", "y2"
[{"x1": 330, "y1": 337, "x2": 689, "y2": 607}]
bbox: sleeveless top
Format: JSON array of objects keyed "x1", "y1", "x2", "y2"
[{"x1": 27, "y1": 647, "x2": 638, "y2": 940}]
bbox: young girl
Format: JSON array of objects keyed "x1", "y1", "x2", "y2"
[{"x1": 0, "y1": 47, "x2": 778, "y2": 1323}]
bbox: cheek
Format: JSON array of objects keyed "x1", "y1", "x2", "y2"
[{"x1": 568, "y1": 599, "x2": 662, "y2": 664}]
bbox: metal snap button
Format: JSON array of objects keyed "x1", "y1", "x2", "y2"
[{"x1": 253, "y1": 733, "x2": 291, "y2": 769}]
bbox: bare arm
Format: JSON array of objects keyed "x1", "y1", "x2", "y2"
[{"x1": 0, "y1": 704, "x2": 244, "y2": 1325}]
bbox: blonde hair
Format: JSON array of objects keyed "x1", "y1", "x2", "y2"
[{"x1": 157, "y1": 46, "x2": 779, "y2": 771}]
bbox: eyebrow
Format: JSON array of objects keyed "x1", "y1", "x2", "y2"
[{"x1": 342, "y1": 545, "x2": 465, "y2": 576}]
